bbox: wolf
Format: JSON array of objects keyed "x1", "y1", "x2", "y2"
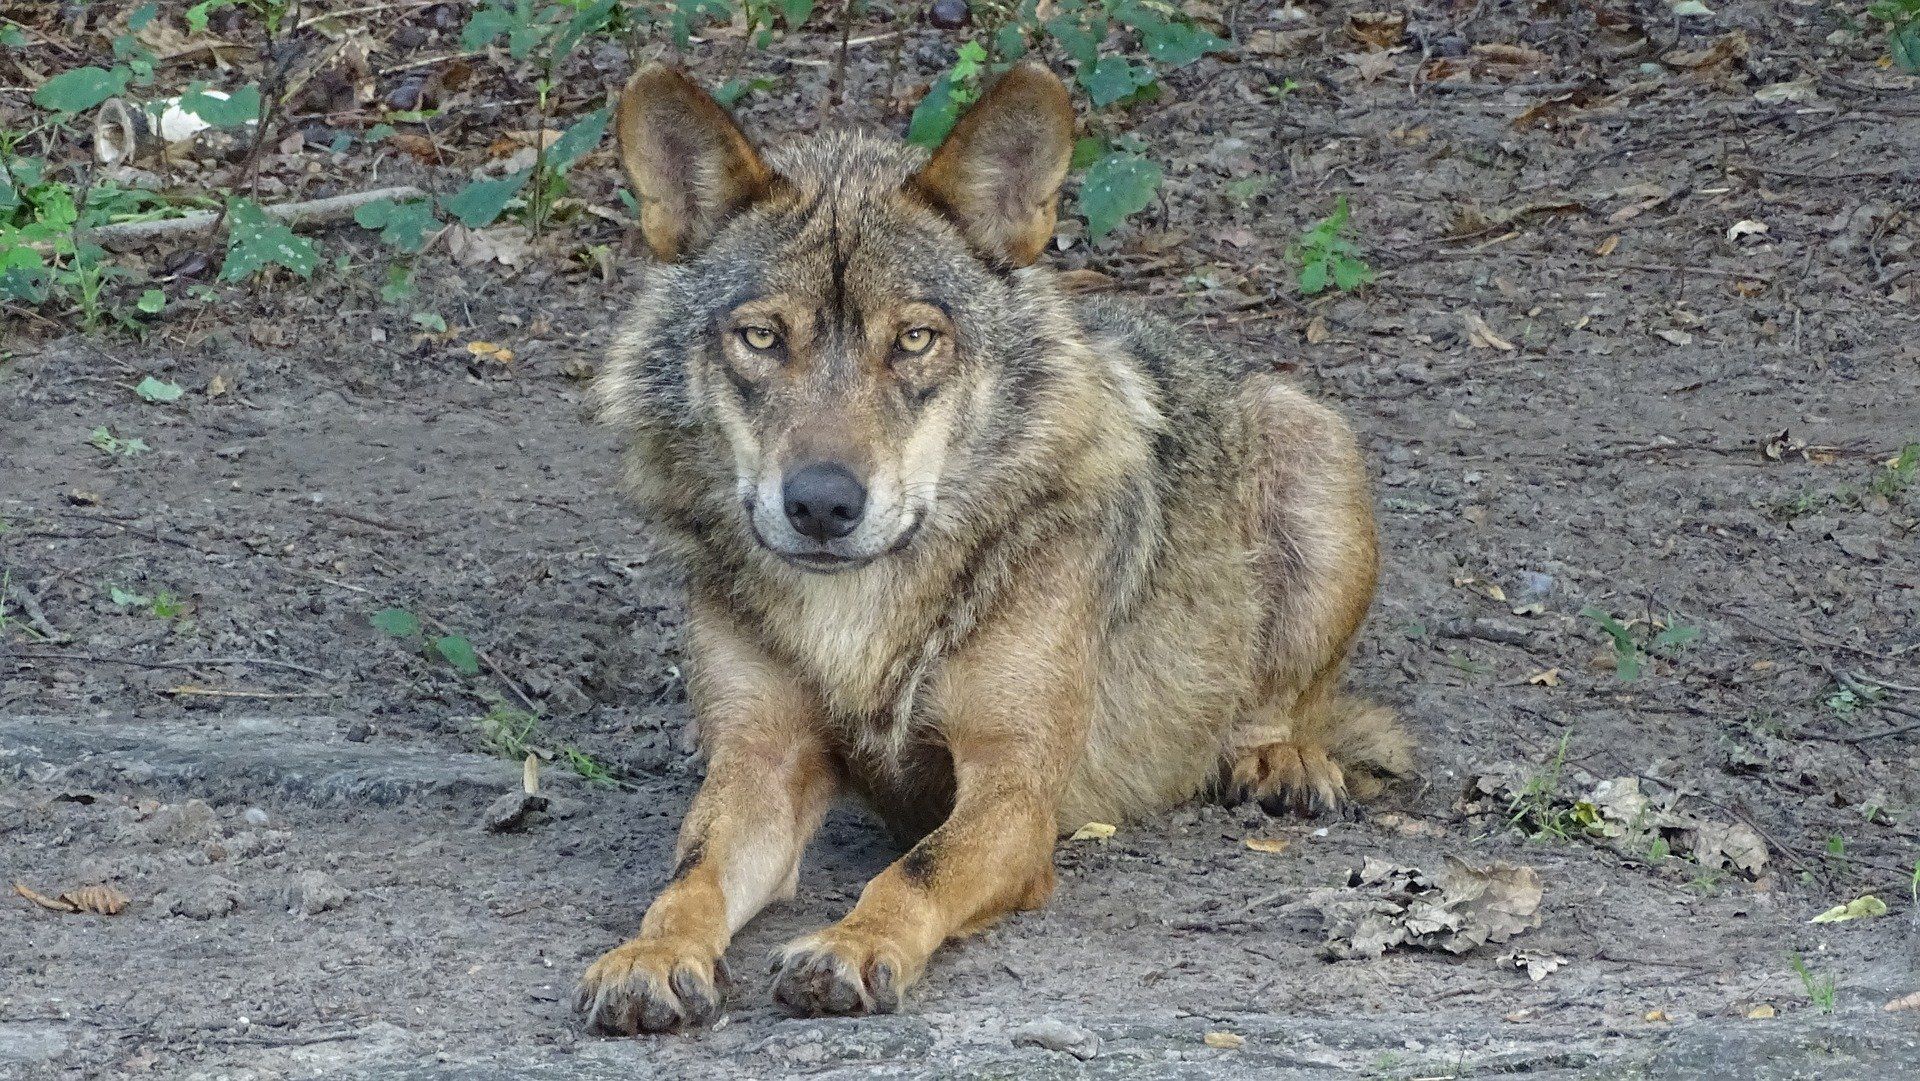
[{"x1": 577, "y1": 59, "x2": 1412, "y2": 1033}]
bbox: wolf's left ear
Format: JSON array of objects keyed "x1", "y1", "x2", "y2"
[
  {"x1": 616, "y1": 64, "x2": 779, "y2": 261},
  {"x1": 910, "y1": 61, "x2": 1074, "y2": 267}
]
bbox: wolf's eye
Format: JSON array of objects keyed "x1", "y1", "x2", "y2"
[
  {"x1": 740, "y1": 326, "x2": 779, "y2": 351},
  {"x1": 897, "y1": 327, "x2": 937, "y2": 355}
]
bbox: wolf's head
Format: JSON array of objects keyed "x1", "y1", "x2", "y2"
[{"x1": 598, "y1": 62, "x2": 1084, "y2": 575}]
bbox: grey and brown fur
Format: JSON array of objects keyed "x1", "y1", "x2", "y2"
[{"x1": 577, "y1": 60, "x2": 1412, "y2": 1034}]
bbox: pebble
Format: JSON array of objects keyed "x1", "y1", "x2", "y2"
[
  {"x1": 1012, "y1": 1017, "x2": 1101, "y2": 1060},
  {"x1": 287, "y1": 870, "x2": 350, "y2": 915},
  {"x1": 242, "y1": 808, "x2": 270, "y2": 827}
]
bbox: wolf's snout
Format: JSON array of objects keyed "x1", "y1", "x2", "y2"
[{"x1": 783, "y1": 462, "x2": 867, "y2": 541}]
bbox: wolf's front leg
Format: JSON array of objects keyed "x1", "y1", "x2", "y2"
[
  {"x1": 577, "y1": 611, "x2": 839, "y2": 1035},
  {"x1": 771, "y1": 558, "x2": 1095, "y2": 1016}
]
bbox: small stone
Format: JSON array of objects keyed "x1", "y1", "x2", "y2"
[
  {"x1": 1012, "y1": 1017, "x2": 1100, "y2": 1060},
  {"x1": 481, "y1": 792, "x2": 549, "y2": 833},
  {"x1": 162, "y1": 877, "x2": 239, "y2": 920},
  {"x1": 242, "y1": 807, "x2": 270, "y2": 827},
  {"x1": 286, "y1": 870, "x2": 349, "y2": 915},
  {"x1": 344, "y1": 722, "x2": 373, "y2": 743}
]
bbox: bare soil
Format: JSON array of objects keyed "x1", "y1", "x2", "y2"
[{"x1": 4, "y1": 1, "x2": 1919, "y2": 1077}]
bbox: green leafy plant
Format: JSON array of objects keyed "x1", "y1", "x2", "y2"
[
  {"x1": 480, "y1": 703, "x2": 619, "y2": 786},
  {"x1": 88, "y1": 426, "x2": 149, "y2": 457},
  {"x1": 135, "y1": 376, "x2": 184, "y2": 403},
  {"x1": 371, "y1": 605, "x2": 480, "y2": 675},
  {"x1": 1288, "y1": 196, "x2": 1374, "y2": 295},
  {"x1": 221, "y1": 198, "x2": 317, "y2": 281},
  {"x1": 1790, "y1": 954, "x2": 1837, "y2": 1014},
  {"x1": 1581, "y1": 607, "x2": 1698, "y2": 682},
  {"x1": 1506, "y1": 733, "x2": 1578, "y2": 840},
  {"x1": 1870, "y1": 0, "x2": 1920, "y2": 71}
]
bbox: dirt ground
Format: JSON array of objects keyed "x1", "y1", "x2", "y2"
[{"x1": 4, "y1": 1, "x2": 1920, "y2": 1077}]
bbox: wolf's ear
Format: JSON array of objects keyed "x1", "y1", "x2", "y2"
[
  {"x1": 616, "y1": 64, "x2": 778, "y2": 261},
  {"x1": 910, "y1": 61, "x2": 1074, "y2": 267}
]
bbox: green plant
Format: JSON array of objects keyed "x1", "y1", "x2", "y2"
[
  {"x1": 480, "y1": 703, "x2": 619, "y2": 786},
  {"x1": 371, "y1": 605, "x2": 481, "y2": 675},
  {"x1": 88, "y1": 426, "x2": 149, "y2": 457},
  {"x1": 1771, "y1": 441, "x2": 1920, "y2": 517},
  {"x1": 1870, "y1": 0, "x2": 1920, "y2": 70},
  {"x1": 1581, "y1": 607, "x2": 1698, "y2": 682},
  {"x1": 221, "y1": 198, "x2": 316, "y2": 282},
  {"x1": 1790, "y1": 954, "x2": 1837, "y2": 1014},
  {"x1": 1288, "y1": 196, "x2": 1374, "y2": 295},
  {"x1": 1506, "y1": 733, "x2": 1579, "y2": 840}
]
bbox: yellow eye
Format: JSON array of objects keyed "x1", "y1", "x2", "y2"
[
  {"x1": 897, "y1": 327, "x2": 937, "y2": 354},
  {"x1": 740, "y1": 325, "x2": 779, "y2": 351}
]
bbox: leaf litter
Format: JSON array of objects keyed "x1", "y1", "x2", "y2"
[{"x1": 1310, "y1": 857, "x2": 1543, "y2": 961}]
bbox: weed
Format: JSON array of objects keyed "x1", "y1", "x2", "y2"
[
  {"x1": 88, "y1": 426, "x2": 149, "y2": 457},
  {"x1": 1771, "y1": 442, "x2": 1920, "y2": 518},
  {"x1": 1871, "y1": 0, "x2": 1920, "y2": 70},
  {"x1": 1580, "y1": 607, "x2": 1698, "y2": 682},
  {"x1": 1506, "y1": 733, "x2": 1579, "y2": 840},
  {"x1": 560, "y1": 746, "x2": 617, "y2": 786},
  {"x1": 1288, "y1": 196, "x2": 1374, "y2": 295},
  {"x1": 479, "y1": 703, "x2": 619, "y2": 787},
  {"x1": 1790, "y1": 954, "x2": 1837, "y2": 1014},
  {"x1": 0, "y1": 567, "x2": 46, "y2": 642}
]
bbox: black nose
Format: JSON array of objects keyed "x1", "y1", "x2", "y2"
[{"x1": 782, "y1": 462, "x2": 867, "y2": 541}]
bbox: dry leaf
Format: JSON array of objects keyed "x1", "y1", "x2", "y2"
[
  {"x1": 1069, "y1": 822, "x2": 1116, "y2": 842},
  {"x1": 1654, "y1": 328, "x2": 1694, "y2": 346},
  {"x1": 1346, "y1": 11, "x2": 1406, "y2": 50},
  {"x1": 1747, "y1": 1003, "x2": 1776, "y2": 1019},
  {"x1": 1314, "y1": 858, "x2": 1542, "y2": 960},
  {"x1": 1663, "y1": 31, "x2": 1748, "y2": 70},
  {"x1": 1726, "y1": 219, "x2": 1769, "y2": 242},
  {"x1": 1594, "y1": 235, "x2": 1621, "y2": 257},
  {"x1": 1527, "y1": 668, "x2": 1562, "y2": 687},
  {"x1": 63, "y1": 884, "x2": 130, "y2": 915},
  {"x1": 1645, "y1": 1009, "x2": 1671, "y2": 1023},
  {"x1": 1203, "y1": 1031, "x2": 1245, "y2": 1049},
  {"x1": 466, "y1": 341, "x2": 515, "y2": 365},
  {"x1": 1462, "y1": 310, "x2": 1517, "y2": 351},
  {"x1": 1244, "y1": 837, "x2": 1291, "y2": 854},
  {"x1": 15, "y1": 882, "x2": 128, "y2": 915},
  {"x1": 1304, "y1": 316, "x2": 1329, "y2": 344},
  {"x1": 1753, "y1": 78, "x2": 1817, "y2": 104},
  {"x1": 1347, "y1": 51, "x2": 1397, "y2": 82},
  {"x1": 1472, "y1": 43, "x2": 1552, "y2": 72},
  {"x1": 207, "y1": 372, "x2": 230, "y2": 398},
  {"x1": 561, "y1": 357, "x2": 597, "y2": 382},
  {"x1": 1885, "y1": 991, "x2": 1920, "y2": 1013},
  {"x1": 1499, "y1": 949, "x2": 1565, "y2": 982}
]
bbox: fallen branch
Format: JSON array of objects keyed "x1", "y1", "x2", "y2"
[{"x1": 81, "y1": 185, "x2": 425, "y2": 248}]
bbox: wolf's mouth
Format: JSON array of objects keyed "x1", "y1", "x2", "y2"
[{"x1": 745, "y1": 508, "x2": 921, "y2": 575}]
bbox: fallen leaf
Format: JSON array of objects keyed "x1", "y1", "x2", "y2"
[
  {"x1": 1462, "y1": 310, "x2": 1517, "y2": 351},
  {"x1": 1726, "y1": 219, "x2": 1769, "y2": 242},
  {"x1": 561, "y1": 357, "x2": 596, "y2": 381},
  {"x1": 1645, "y1": 1009, "x2": 1671, "y2": 1023},
  {"x1": 1663, "y1": 31, "x2": 1748, "y2": 70},
  {"x1": 207, "y1": 372, "x2": 230, "y2": 397},
  {"x1": 1885, "y1": 991, "x2": 1920, "y2": 1013},
  {"x1": 1747, "y1": 1003, "x2": 1776, "y2": 1019},
  {"x1": 466, "y1": 341, "x2": 515, "y2": 365},
  {"x1": 1313, "y1": 857, "x2": 1542, "y2": 960},
  {"x1": 1809, "y1": 894, "x2": 1887, "y2": 924},
  {"x1": 15, "y1": 882, "x2": 76, "y2": 913},
  {"x1": 1654, "y1": 328, "x2": 1694, "y2": 346},
  {"x1": 1069, "y1": 822, "x2": 1116, "y2": 842},
  {"x1": 1203, "y1": 1031, "x2": 1245, "y2": 1049},
  {"x1": 1244, "y1": 837, "x2": 1291, "y2": 854},
  {"x1": 1346, "y1": 51, "x2": 1397, "y2": 82},
  {"x1": 1346, "y1": 11, "x2": 1406, "y2": 51},
  {"x1": 1499, "y1": 948, "x2": 1565, "y2": 982},
  {"x1": 62, "y1": 884, "x2": 130, "y2": 915},
  {"x1": 1527, "y1": 668, "x2": 1562, "y2": 687},
  {"x1": 1473, "y1": 43, "x2": 1552, "y2": 71},
  {"x1": 1753, "y1": 78, "x2": 1817, "y2": 104},
  {"x1": 1595, "y1": 235, "x2": 1621, "y2": 257}
]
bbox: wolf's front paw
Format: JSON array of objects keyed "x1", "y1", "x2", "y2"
[
  {"x1": 770, "y1": 927, "x2": 917, "y2": 1017},
  {"x1": 575, "y1": 937, "x2": 730, "y2": 1035}
]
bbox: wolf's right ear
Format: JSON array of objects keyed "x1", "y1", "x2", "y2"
[
  {"x1": 910, "y1": 61, "x2": 1074, "y2": 267},
  {"x1": 616, "y1": 64, "x2": 778, "y2": 261}
]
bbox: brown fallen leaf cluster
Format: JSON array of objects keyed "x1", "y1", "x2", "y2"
[
  {"x1": 1309, "y1": 857, "x2": 1543, "y2": 961},
  {"x1": 15, "y1": 881, "x2": 131, "y2": 915},
  {"x1": 1464, "y1": 772, "x2": 1770, "y2": 877}
]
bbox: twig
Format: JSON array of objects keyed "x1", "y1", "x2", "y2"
[
  {"x1": 79, "y1": 185, "x2": 425, "y2": 248},
  {"x1": 0, "y1": 652, "x2": 335, "y2": 679},
  {"x1": 314, "y1": 507, "x2": 420, "y2": 536},
  {"x1": 165, "y1": 685, "x2": 338, "y2": 699}
]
